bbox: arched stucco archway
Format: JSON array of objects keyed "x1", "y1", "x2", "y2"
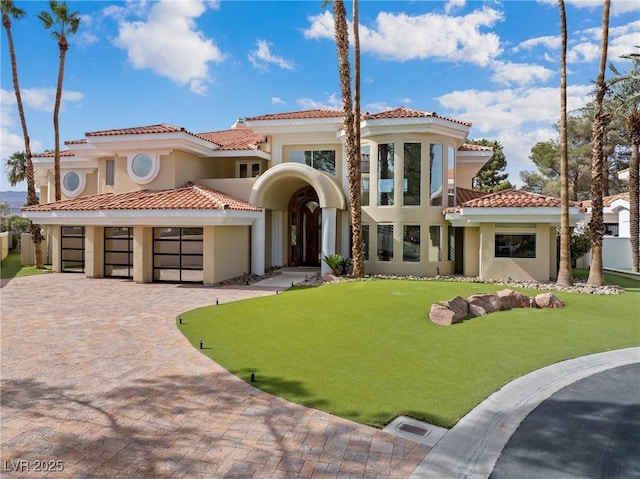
[{"x1": 249, "y1": 163, "x2": 346, "y2": 274}]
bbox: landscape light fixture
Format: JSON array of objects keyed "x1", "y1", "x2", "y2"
[
  {"x1": 199, "y1": 339, "x2": 204, "y2": 349},
  {"x1": 251, "y1": 370, "x2": 255, "y2": 382}
]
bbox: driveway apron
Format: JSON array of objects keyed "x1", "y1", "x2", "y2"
[{"x1": 0, "y1": 274, "x2": 429, "y2": 478}]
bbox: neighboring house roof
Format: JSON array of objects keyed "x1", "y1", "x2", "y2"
[
  {"x1": 580, "y1": 193, "x2": 630, "y2": 209},
  {"x1": 197, "y1": 128, "x2": 267, "y2": 151},
  {"x1": 22, "y1": 182, "x2": 260, "y2": 212},
  {"x1": 445, "y1": 188, "x2": 582, "y2": 213}
]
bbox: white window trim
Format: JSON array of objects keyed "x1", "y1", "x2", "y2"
[
  {"x1": 61, "y1": 170, "x2": 88, "y2": 198},
  {"x1": 236, "y1": 160, "x2": 262, "y2": 178},
  {"x1": 127, "y1": 152, "x2": 160, "y2": 184}
]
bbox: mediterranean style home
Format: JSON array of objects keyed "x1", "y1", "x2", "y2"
[{"x1": 22, "y1": 107, "x2": 584, "y2": 284}]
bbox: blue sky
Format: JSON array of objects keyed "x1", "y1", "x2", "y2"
[{"x1": 1, "y1": 0, "x2": 639, "y2": 192}]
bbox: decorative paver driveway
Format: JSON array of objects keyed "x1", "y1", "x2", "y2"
[{"x1": 1, "y1": 274, "x2": 429, "y2": 478}]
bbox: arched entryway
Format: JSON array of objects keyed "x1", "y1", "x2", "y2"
[{"x1": 289, "y1": 186, "x2": 321, "y2": 267}]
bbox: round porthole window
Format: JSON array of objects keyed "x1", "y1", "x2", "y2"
[
  {"x1": 128, "y1": 153, "x2": 159, "y2": 184},
  {"x1": 62, "y1": 171, "x2": 84, "y2": 197}
]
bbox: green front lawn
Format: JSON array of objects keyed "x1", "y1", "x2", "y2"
[
  {"x1": 0, "y1": 252, "x2": 51, "y2": 280},
  {"x1": 178, "y1": 276, "x2": 640, "y2": 428}
]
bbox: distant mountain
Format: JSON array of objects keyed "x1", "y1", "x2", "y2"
[{"x1": 0, "y1": 191, "x2": 28, "y2": 214}]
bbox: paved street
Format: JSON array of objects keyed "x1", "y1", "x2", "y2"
[{"x1": 0, "y1": 274, "x2": 429, "y2": 478}]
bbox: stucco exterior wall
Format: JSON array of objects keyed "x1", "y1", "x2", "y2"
[
  {"x1": 479, "y1": 223, "x2": 553, "y2": 281},
  {"x1": 133, "y1": 226, "x2": 153, "y2": 283},
  {"x1": 0, "y1": 232, "x2": 9, "y2": 261},
  {"x1": 463, "y1": 227, "x2": 480, "y2": 277},
  {"x1": 203, "y1": 226, "x2": 250, "y2": 285}
]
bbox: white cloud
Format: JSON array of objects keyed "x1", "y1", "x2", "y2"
[
  {"x1": 536, "y1": 0, "x2": 640, "y2": 16},
  {"x1": 438, "y1": 84, "x2": 594, "y2": 185},
  {"x1": 444, "y1": 0, "x2": 465, "y2": 15},
  {"x1": 512, "y1": 35, "x2": 561, "y2": 53},
  {"x1": 567, "y1": 41, "x2": 600, "y2": 64},
  {"x1": 114, "y1": 0, "x2": 224, "y2": 95},
  {"x1": 2, "y1": 87, "x2": 83, "y2": 114},
  {"x1": 296, "y1": 93, "x2": 341, "y2": 110},
  {"x1": 304, "y1": 7, "x2": 504, "y2": 66},
  {"x1": 271, "y1": 97, "x2": 286, "y2": 105},
  {"x1": 398, "y1": 97, "x2": 412, "y2": 105},
  {"x1": 248, "y1": 40, "x2": 294, "y2": 71},
  {"x1": 490, "y1": 61, "x2": 555, "y2": 86},
  {"x1": 365, "y1": 101, "x2": 392, "y2": 113}
]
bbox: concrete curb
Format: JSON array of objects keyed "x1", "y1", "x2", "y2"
[{"x1": 409, "y1": 347, "x2": 640, "y2": 479}]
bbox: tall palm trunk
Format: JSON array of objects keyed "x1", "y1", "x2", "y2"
[
  {"x1": 351, "y1": 0, "x2": 364, "y2": 277},
  {"x1": 557, "y1": 0, "x2": 573, "y2": 286},
  {"x1": 587, "y1": 0, "x2": 610, "y2": 287},
  {"x1": 332, "y1": 0, "x2": 361, "y2": 277},
  {"x1": 53, "y1": 36, "x2": 69, "y2": 202},
  {"x1": 628, "y1": 111, "x2": 640, "y2": 272},
  {"x1": 2, "y1": 9, "x2": 44, "y2": 267}
]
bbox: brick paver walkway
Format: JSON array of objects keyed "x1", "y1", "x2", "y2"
[{"x1": 1, "y1": 274, "x2": 429, "y2": 478}]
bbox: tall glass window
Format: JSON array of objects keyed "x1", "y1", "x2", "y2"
[
  {"x1": 429, "y1": 225, "x2": 442, "y2": 261},
  {"x1": 378, "y1": 143, "x2": 394, "y2": 206},
  {"x1": 377, "y1": 224, "x2": 394, "y2": 261},
  {"x1": 289, "y1": 150, "x2": 336, "y2": 175},
  {"x1": 430, "y1": 144, "x2": 443, "y2": 206},
  {"x1": 448, "y1": 146, "x2": 456, "y2": 206},
  {"x1": 403, "y1": 143, "x2": 421, "y2": 205},
  {"x1": 361, "y1": 144, "x2": 370, "y2": 206},
  {"x1": 403, "y1": 225, "x2": 421, "y2": 262}
]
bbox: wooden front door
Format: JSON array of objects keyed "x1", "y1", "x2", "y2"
[{"x1": 289, "y1": 186, "x2": 321, "y2": 267}]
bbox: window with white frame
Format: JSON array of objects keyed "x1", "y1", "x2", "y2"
[
  {"x1": 128, "y1": 152, "x2": 159, "y2": 184},
  {"x1": 289, "y1": 150, "x2": 336, "y2": 175},
  {"x1": 105, "y1": 159, "x2": 115, "y2": 186},
  {"x1": 237, "y1": 161, "x2": 261, "y2": 178}
]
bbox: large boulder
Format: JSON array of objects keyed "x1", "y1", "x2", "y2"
[
  {"x1": 535, "y1": 293, "x2": 565, "y2": 309},
  {"x1": 445, "y1": 296, "x2": 470, "y2": 318},
  {"x1": 467, "y1": 294, "x2": 501, "y2": 316},
  {"x1": 428, "y1": 303, "x2": 464, "y2": 326},
  {"x1": 497, "y1": 289, "x2": 532, "y2": 309}
]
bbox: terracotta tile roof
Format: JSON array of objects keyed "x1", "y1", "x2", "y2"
[
  {"x1": 23, "y1": 182, "x2": 260, "y2": 212},
  {"x1": 85, "y1": 123, "x2": 217, "y2": 144},
  {"x1": 580, "y1": 193, "x2": 630, "y2": 208},
  {"x1": 445, "y1": 188, "x2": 583, "y2": 213},
  {"x1": 245, "y1": 109, "x2": 343, "y2": 121},
  {"x1": 32, "y1": 150, "x2": 76, "y2": 158},
  {"x1": 363, "y1": 107, "x2": 472, "y2": 127},
  {"x1": 65, "y1": 139, "x2": 87, "y2": 145},
  {"x1": 459, "y1": 143, "x2": 493, "y2": 151},
  {"x1": 197, "y1": 128, "x2": 267, "y2": 151},
  {"x1": 456, "y1": 187, "x2": 489, "y2": 204}
]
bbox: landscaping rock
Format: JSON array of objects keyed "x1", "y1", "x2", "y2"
[
  {"x1": 497, "y1": 289, "x2": 531, "y2": 309},
  {"x1": 467, "y1": 294, "x2": 501, "y2": 316},
  {"x1": 445, "y1": 296, "x2": 470, "y2": 318},
  {"x1": 535, "y1": 293, "x2": 565, "y2": 309},
  {"x1": 428, "y1": 303, "x2": 464, "y2": 326},
  {"x1": 321, "y1": 274, "x2": 340, "y2": 283}
]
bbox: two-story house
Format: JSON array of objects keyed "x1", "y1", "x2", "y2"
[{"x1": 23, "y1": 107, "x2": 583, "y2": 284}]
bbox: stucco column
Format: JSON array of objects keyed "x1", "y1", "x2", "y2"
[
  {"x1": 84, "y1": 226, "x2": 104, "y2": 278},
  {"x1": 251, "y1": 210, "x2": 265, "y2": 276},
  {"x1": 321, "y1": 207, "x2": 337, "y2": 275},
  {"x1": 50, "y1": 225, "x2": 61, "y2": 273},
  {"x1": 133, "y1": 226, "x2": 152, "y2": 283}
]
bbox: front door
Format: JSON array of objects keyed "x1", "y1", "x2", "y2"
[{"x1": 289, "y1": 186, "x2": 321, "y2": 267}]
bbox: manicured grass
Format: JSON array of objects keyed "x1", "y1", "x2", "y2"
[
  {"x1": 0, "y1": 252, "x2": 51, "y2": 280},
  {"x1": 178, "y1": 277, "x2": 640, "y2": 428}
]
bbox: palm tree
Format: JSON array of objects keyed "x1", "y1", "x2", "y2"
[
  {"x1": 557, "y1": 0, "x2": 573, "y2": 286},
  {"x1": 326, "y1": 0, "x2": 362, "y2": 277},
  {"x1": 5, "y1": 151, "x2": 25, "y2": 186},
  {"x1": 2, "y1": 0, "x2": 44, "y2": 268},
  {"x1": 38, "y1": 0, "x2": 80, "y2": 202},
  {"x1": 587, "y1": 0, "x2": 611, "y2": 287},
  {"x1": 609, "y1": 50, "x2": 640, "y2": 272},
  {"x1": 351, "y1": 0, "x2": 364, "y2": 278}
]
